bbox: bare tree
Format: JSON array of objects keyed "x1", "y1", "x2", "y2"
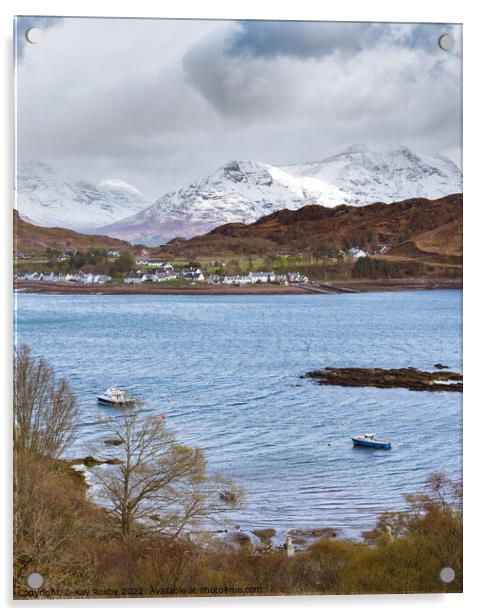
[
  {"x1": 13, "y1": 345, "x2": 79, "y2": 458},
  {"x1": 90, "y1": 407, "x2": 243, "y2": 542}
]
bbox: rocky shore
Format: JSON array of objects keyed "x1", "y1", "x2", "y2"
[
  {"x1": 14, "y1": 281, "x2": 312, "y2": 295},
  {"x1": 302, "y1": 366, "x2": 462, "y2": 392},
  {"x1": 14, "y1": 278, "x2": 462, "y2": 296},
  {"x1": 208, "y1": 526, "x2": 341, "y2": 552}
]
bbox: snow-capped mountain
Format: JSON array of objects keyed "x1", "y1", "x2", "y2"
[
  {"x1": 281, "y1": 144, "x2": 462, "y2": 206},
  {"x1": 16, "y1": 161, "x2": 150, "y2": 231},
  {"x1": 96, "y1": 145, "x2": 462, "y2": 245},
  {"x1": 95, "y1": 160, "x2": 325, "y2": 244}
]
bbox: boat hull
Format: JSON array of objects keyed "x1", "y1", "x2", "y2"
[
  {"x1": 352, "y1": 438, "x2": 391, "y2": 449},
  {"x1": 97, "y1": 397, "x2": 134, "y2": 407}
]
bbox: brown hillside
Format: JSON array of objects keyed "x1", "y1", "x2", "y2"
[
  {"x1": 14, "y1": 210, "x2": 130, "y2": 253},
  {"x1": 155, "y1": 194, "x2": 462, "y2": 259},
  {"x1": 403, "y1": 219, "x2": 461, "y2": 256}
]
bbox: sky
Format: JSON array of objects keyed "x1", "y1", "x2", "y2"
[{"x1": 16, "y1": 17, "x2": 462, "y2": 199}]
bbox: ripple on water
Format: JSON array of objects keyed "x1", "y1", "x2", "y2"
[{"x1": 14, "y1": 290, "x2": 462, "y2": 537}]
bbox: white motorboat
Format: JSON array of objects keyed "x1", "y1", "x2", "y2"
[
  {"x1": 351, "y1": 433, "x2": 391, "y2": 449},
  {"x1": 97, "y1": 387, "x2": 135, "y2": 406}
]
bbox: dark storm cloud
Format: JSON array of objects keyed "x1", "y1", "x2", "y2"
[
  {"x1": 16, "y1": 18, "x2": 462, "y2": 197},
  {"x1": 182, "y1": 22, "x2": 462, "y2": 124},
  {"x1": 226, "y1": 20, "x2": 379, "y2": 58},
  {"x1": 224, "y1": 21, "x2": 461, "y2": 59}
]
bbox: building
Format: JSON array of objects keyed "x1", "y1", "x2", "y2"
[
  {"x1": 156, "y1": 271, "x2": 178, "y2": 282},
  {"x1": 181, "y1": 268, "x2": 205, "y2": 282},
  {"x1": 135, "y1": 260, "x2": 174, "y2": 272},
  {"x1": 348, "y1": 247, "x2": 367, "y2": 258},
  {"x1": 287, "y1": 272, "x2": 309, "y2": 283},
  {"x1": 16, "y1": 271, "x2": 41, "y2": 281},
  {"x1": 207, "y1": 274, "x2": 222, "y2": 284},
  {"x1": 221, "y1": 275, "x2": 252, "y2": 285},
  {"x1": 16, "y1": 271, "x2": 111, "y2": 284},
  {"x1": 124, "y1": 272, "x2": 143, "y2": 284},
  {"x1": 69, "y1": 272, "x2": 112, "y2": 284},
  {"x1": 248, "y1": 271, "x2": 275, "y2": 283},
  {"x1": 206, "y1": 270, "x2": 308, "y2": 285}
]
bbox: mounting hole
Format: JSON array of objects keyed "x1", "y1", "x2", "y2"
[
  {"x1": 438, "y1": 34, "x2": 455, "y2": 51},
  {"x1": 26, "y1": 572, "x2": 44, "y2": 589},
  {"x1": 25, "y1": 27, "x2": 43, "y2": 44},
  {"x1": 439, "y1": 567, "x2": 455, "y2": 583}
]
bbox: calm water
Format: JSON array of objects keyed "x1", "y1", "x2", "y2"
[{"x1": 14, "y1": 290, "x2": 462, "y2": 537}]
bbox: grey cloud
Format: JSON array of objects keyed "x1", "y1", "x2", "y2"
[
  {"x1": 385, "y1": 23, "x2": 462, "y2": 56},
  {"x1": 15, "y1": 16, "x2": 64, "y2": 60},
  {"x1": 225, "y1": 21, "x2": 379, "y2": 58},
  {"x1": 16, "y1": 18, "x2": 461, "y2": 198},
  {"x1": 224, "y1": 21, "x2": 461, "y2": 60}
]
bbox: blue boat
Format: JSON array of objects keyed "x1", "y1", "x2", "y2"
[{"x1": 351, "y1": 433, "x2": 391, "y2": 449}]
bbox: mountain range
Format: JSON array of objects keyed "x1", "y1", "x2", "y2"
[
  {"x1": 16, "y1": 161, "x2": 150, "y2": 231},
  {"x1": 17, "y1": 145, "x2": 462, "y2": 245}
]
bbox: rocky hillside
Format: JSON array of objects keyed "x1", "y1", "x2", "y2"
[
  {"x1": 14, "y1": 210, "x2": 130, "y2": 254},
  {"x1": 155, "y1": 194, "x2": 462, "y2": 261}
]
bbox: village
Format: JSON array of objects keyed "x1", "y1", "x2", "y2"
[{"x1": 15, "y1": 258, "x2": 310, "y2": 287}]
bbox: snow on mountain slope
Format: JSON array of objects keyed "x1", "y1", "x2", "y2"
[
  {"x1": 281, "y1": 145, "x2": 462, "y2": 206},
  {"x1": 96, "y1": 146, "x2": 462, "y2": 245},
  {"x1": 16, "y1": 161, "x2": 150, "y2": 231},
  {"x1": 95, "y1": 160, "x2": 328, "y2": 244}
]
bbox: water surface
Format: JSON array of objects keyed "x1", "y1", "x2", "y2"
[{"x1": 14, "y1": 290, "x2": 462, "y2": 537}]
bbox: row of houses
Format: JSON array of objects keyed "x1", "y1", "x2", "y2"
[
  {"x1": 207, "y1": 272, "x2": 309, "y2": 285},
  {"x1": 17, "y1": 268, "x2": 308, "y2": 287},
  {"x1": 124, "y1": 267, "x2": 205, "y2": 284},
  {"x1": 16, "y1": 271, "x2": 112, "y2": 284},
  {"x1": 135, "y1": 259, "x2": 174, "y2": 271}
]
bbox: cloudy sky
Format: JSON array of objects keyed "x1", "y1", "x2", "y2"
[{"x1": 16, "y1": 17, "x2": 462, "y2": 198}]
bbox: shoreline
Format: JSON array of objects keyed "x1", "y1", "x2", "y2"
[{"x1": 14, "y1": 278, "x2": 462, "y2": 296}]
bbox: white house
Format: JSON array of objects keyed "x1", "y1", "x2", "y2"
[
  {"x1": 348, "y1": 248, "x2": 367, "y2": 258},
  {"x1": 41, "y1": 272, "x2": 67, "y2": 282},
  {"x1": 124, "y1": 273, "x2": 143, "y2": 284},
  {"x1": 156, "y1": 271, "x2": 178, "y2": 282},
  {"x1": 207, "y1": 274, "x2": 222, "y2": 284},
  {"x1": 136, "y1": 260, "x2": 174, "y2": 272},
  {"x1": 93, "y1": 274, "x2": 112, "y2": 284},
  {"x1": 181, "y1": 268, "x2": 205, "y2": 282},
  {"x1": 16, "y1": 271, "x2": 40, "y2": 281},
  {"x1": 222, "y1": 275, "x2": 245, "y2": 285},
  {"x1": 287, "y1": 272, "x2": 309, "y2": 283},
  {"x1": 249, "y1": 271, "x2": 275, "y2": 283}
]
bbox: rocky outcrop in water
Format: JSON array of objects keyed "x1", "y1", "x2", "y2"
[
  {"x1": 302, "y1": 367, "x2": 462, "y2": 392},
  {"x1": 71, "y1": 455, "x2": 122, "y2": 467}
]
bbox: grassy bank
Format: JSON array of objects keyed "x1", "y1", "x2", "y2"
[{"x1": 14, "y1": 451, "x2": 463, "y2": 598}]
